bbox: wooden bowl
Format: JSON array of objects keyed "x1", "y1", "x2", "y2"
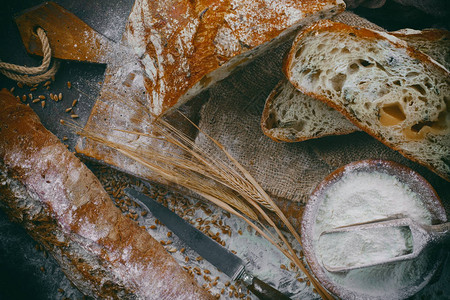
[{"x1": 300, "y1": 160, "x2": 446, "y2": 300}]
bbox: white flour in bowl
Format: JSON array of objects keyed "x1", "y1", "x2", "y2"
[
  {"x1": 318, "y1": 225, "x2": 413, "y2": 270},
  {"x1": 312, "y1": 169, "x2": 434, "y2": 299}
]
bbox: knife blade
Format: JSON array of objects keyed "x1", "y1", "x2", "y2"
[{"x1": 125, "y1": 188, "x2": 291, "y2": 300}]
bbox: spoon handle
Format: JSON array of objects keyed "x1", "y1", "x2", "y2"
[{"x1": 428, "y1": 222, "x2": 450, "y2": 244}]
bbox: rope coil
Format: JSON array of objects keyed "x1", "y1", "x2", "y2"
[{"x1": 0, "y1": 27, "x2": 60, "y2": 85}]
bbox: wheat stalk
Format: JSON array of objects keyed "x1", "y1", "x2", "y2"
[
  {"x1": 153, "y1": 118, "x2": 276, "y2": 211},
  {"x1": 73, "y1": 125, "x2": 259, "y2": 221},
  {"x1": 68, "y1": 105, "x2": 333, "y2": 300},
  {"x1": 154, "y1": 115, "x2": 332, "y2": 299}
]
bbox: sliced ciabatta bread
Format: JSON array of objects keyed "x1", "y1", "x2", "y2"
[
  {"x1": 283, "y1": 20, "x2": 450, "y2": 181},
  {"x1": 262, "y1": 26, "x2": 450, "y2": 142}
]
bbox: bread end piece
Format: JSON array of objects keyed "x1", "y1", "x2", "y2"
[{"x1": 261, "y1": 79, "x2": 359, "y2": 142}]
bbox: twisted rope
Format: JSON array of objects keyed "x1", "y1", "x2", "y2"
[{"x1": 0, "y1": 27, "x2": 60, "y2": 84}]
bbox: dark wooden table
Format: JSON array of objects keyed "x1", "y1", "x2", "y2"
[{"x1": 0, "y1": 1, "x2": 448, "y2": 299}]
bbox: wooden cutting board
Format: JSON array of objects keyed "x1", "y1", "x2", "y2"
[{"x1": 15, "y1": 1, "x2": 202, "y2": 188}]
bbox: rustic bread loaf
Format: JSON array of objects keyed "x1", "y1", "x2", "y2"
[
  {"x1": 0, "y1": 89, "x2": 213, "y2": 300},
  {"x1": 261, "y1": 27, "x2": 450, "y2": 142},
  {"x1": 125, "y1": 0, "x2": 345, "y2": 116},
  {"x1": 283, "y1": 20, "x2": 450, "y2": 181}
]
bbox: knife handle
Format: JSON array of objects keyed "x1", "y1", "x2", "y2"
[{"x1": 242, "y1": 273, "x2": 291, "y2": 300}]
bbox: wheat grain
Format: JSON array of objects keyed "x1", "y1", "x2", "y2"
[{"x1": 69, "y1": 109, "x2": 333, "y2": 300}]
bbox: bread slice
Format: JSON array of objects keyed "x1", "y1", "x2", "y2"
[
  {"x1": 261, "y1": 78, "x2": 359, "y2": 141},
  {"x1": 262, "y1": 27, "x2": 450, "y2": 142},
  {"x1": 391, "y1": 28, "x2": 450, "y2": 70},
  {"x1": 283, "y1": 20, "x2": 450, "y2": 181},
  {"x1": 125, "y1": 0, "x2": 345, "y2": 117}
]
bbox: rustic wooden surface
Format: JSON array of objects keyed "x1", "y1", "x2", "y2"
[
  {"x1": 1, "y1": 1, "x2": 449, "y2": 299},
  {"x1": 0, "y1": 1, "x2": 133, "y2": 298},
  {"x1": 15, "y1": 2, "x2": 116, "y2": 64}
]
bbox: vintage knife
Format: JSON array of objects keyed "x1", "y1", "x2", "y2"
[{"x1": 125, "y1": 188, "x2": 291, "y2": 300}]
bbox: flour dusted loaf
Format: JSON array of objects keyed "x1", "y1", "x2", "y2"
[
  {"x1": 283, "y1": 20, "x2": 450, "y2": 181},
  {"x1": 261, "y1": 27, "x2": 450, "y2": 142},
  {"x1": 125, "y1": 0, "x2": 345, "y2": 116},
  {"x1": 0, "y1": 89, "x2": 213, "y2": 300}
]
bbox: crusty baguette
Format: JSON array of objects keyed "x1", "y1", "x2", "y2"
[
  {"x1": 261, "y1": 27, "x2": 450, "y2": 142},
  {"x1": 125, "y1": 0, "x2": 345, "y2": 116},
  {"x1": 0, "y1": 89, "x2": 213, "y2": 300},
  {"x1": 283, "y1": 20, "x2": 450, "y2": 181}
]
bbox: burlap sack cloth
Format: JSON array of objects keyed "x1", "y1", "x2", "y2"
[{"x1": 194, "y1": 11, "x2": 449, "y2": 214}]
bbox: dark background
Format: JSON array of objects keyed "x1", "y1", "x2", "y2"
[{"x1": 0, "y1": 0, "x2": 449, "y2": 299}]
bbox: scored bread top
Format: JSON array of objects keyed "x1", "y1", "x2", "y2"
[
  {"x1": 261, "y1": 27, "x2": 449, "y2": 143},
  {"x1": 125, "y1": 0, "x2": 345, "y2": 116},
  {"x1": 284, "y1": 20, "x2": 450, "y2": 181}
]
